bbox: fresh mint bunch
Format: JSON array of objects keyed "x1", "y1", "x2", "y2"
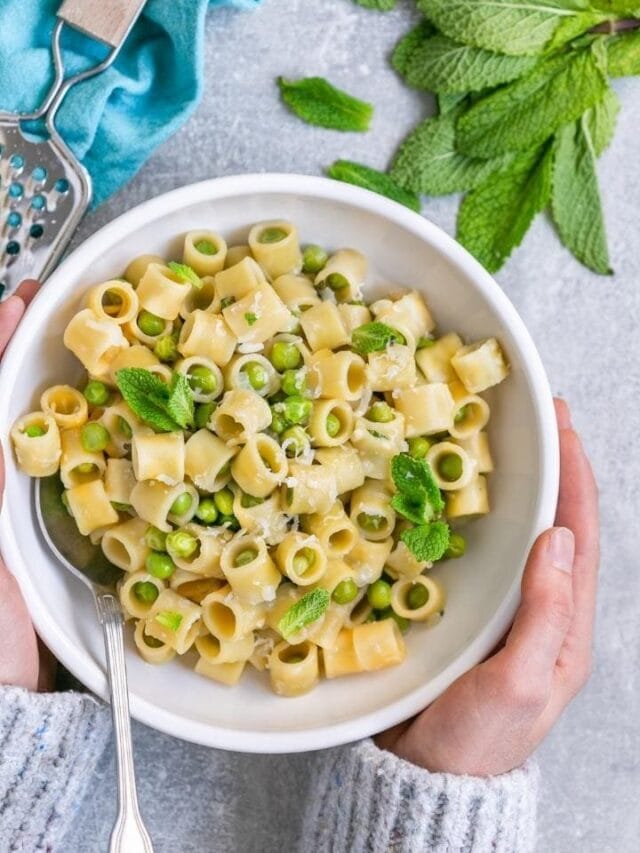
[
  {"x1": 115, "y1": 368, "x2": 194, "y2": 432},
  {"x1": 390, "y1": 453, "x2": 450, "y2": 562}
]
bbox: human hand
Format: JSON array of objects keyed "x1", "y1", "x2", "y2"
[
  {"x1": 376, "y1": 399, "x2": 599, "y2": 776},
  {"x1": 0, "y1": 281, "x2": 56, "y2": 692}
]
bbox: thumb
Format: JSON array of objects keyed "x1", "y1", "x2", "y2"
[{"x1": 0, "y1": 558, "x2": 39, "y2": 691}]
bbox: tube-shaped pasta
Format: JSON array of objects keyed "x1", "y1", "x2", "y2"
[
  {"x1": 343, "y1": 593, "x2": 374, "y2": 628},
  {"x1": 118, "y1": 571, "x2": 165, "y2": 619},
  {"x1": 346, "y1": 537, "x2": 393, "y2": 586},
  {"x1": 452, "y1": 431, "x2": 494, "y2": 473},
  {"x1": 133, "y1": 619, "x2": 176, "y2": 664},
  {"x1": 60, "y1": 427, "x2": 106, "y2": 488},
  {"x1": 299, "y1": 302, "x2": 349, "y2": 351},
  {"x1": 211, "y1": 389, "x2": 271, "y2": 445},
  {"x1": 65, "y1": 479, "x2": 119, "y2": 535},
  {"x1": 350, "y1": 413, "x2": 406, "y2": 481},
  {"x1": 124, "y1": 253, "x2": 166, "y2": 287},
  {"x1": 40, "y1": 386, "x2": 88, "y2": 430},
  {"x1": 201, "y1": 585, "x2": 266, "y2": 641},
  {"x1": 179, "y1": 276, "x2": 219, "y2": 318},
  {"x1": 274, "y1": 532, "x2": 327, "y2": 585},
  {"x1": 451, "y1": 338, "x2": 510, "y2": 393},
  {"x1": 301, "y1": 501, "x2": 358, "y2": 558},
  {"x1": 124, "y1": 312, "x2": 172, "y2": 348},
  {"x1": 223, "y1": 353, "x2": 279, "y2": 397},
  {"x1": 448, "y1": 380, "x2": 491, "y2": 440},
  {"x1": 175, "y1": 355, "x2": 224, "y2": 403},
  {"x1": 366, "y1": 345, "x2": 416, "y2": 392},
  {"x1": 220, "y1": 535, "x2": 281, "y2": 604},
  {"x1": 427, "y1": 441, "x2": 475, "y2": 491},
  {"x1": 315, "y1": 446, "x2": 365, "y2": 494},
  {"x1": 231, "y1": 434, "x2": 288, "y2": 498},
  {"x1": 130, "y1": 479, "x2": 198, "y2": 532},
  {"x1": 10, "y1": 412, "x2": 61, "y2": 477},
  {"x1": 173, "y1": 575, "x2": 226, "y2": 604},
  {"x1": 99, "y1": 401, "x2": 147, "y2": 458},
  {"x1": 63, "y1": 309, "x2": 128, "y2": 377},
  {"x1": 108, "y1": 345, "x2": 160, "y2": 384},
  {"x1": 104, "y1": 458, "x2": 136, "y2": 505},
  {"x1": 248, "y1": 220, "x2": 302, "y2": 278},
  {"x1": 272, "y1": 274, "x2": 320, "y2": 313},
  {"x1": 306, "y1": 603, "x2": 347, "y2": 650},
  {"x1": 338, "y1": 303, "x2": 371, "y2": 335},
  {"x1": 171, "y1": 523, "x2": 226, "y2": 577},
  {"x1": 352, "y1": 619, "x2": 406, "y2": 671},
  {"x1": 308, "y1": 399, "x2": 354, "y2": 448},
  {"x1": 101, "y1": 517, "x2": 150, "y2": 572},
  {"x1": 178, "y1": 310, "x2": 236, "y2": 367},
  {"x1": 214, "y1": 256, "x2": 266, "y2": 300},
  {"x1": 308, "y1": 350, "x2": 366, "y2": 401},
  {"x1": 269, "y1": 640, "x2": 319, "y2": 697},
  {"x1": 372, "y1": 291, "x2": 434, "y2": 342},
  {"x1": 282, "y1": 462, "x2": 337, "y2": 514},
  {"x1": 394, "y1": 383, "x2": 455, "y2": 437},
  {"x1": 86, "y1": 280, "x2": 139, "y2": 325},
  {"x1": 315, "y1": 249, "x2": 366, "y2": 302},
  {"x1": 222, "y1": 282, "x2": 292, "y2": 345},
  {"x1": 183, "y1": 229, "x2": 227, "y2": 276},
  {"x1": 385, "y1": 540, "x2": 430, "y2": 580},
  {"x1": 132, "y1": 431, "x2": 184, "y2": 486},
  {"x1": 415, "y1": 332, "x2": 463, "y2": 383},
  {"x1": 391, "y1": 575, "x2": 446, "y2": 623},
  {"x1": 231, "y1": 490, "x2": 289, "y2": 546},
  {"x1": 194, "y1": 658, "x2": 246, "y2": 685},
  {"x1": 146, "y1": 589, "x2": 201, "y2": 654},
  {"x1": 315, "y1": 558, "x2": 355, "y2": 596},
  {"x1": 349, "y1": 480, "x2": 396, "y2": 542},
  {"x1": 322, "y1": 628, "x2": 362, "y2": 678},
  {"x1": 136, "y1": 263, "x2": 190, "y2": 321},
  {"x1": 195, "y1": 631, "x2": 254, "y2": 664},
  {"x1": 185, "y1": 429, "x2": 237, "y2": 492},
  {"x1": 225, "y1": 245, "x2": 251, "y2": 267},
  {"x1": 446, "y1": 475, "x2": 490, "y2": 518}
]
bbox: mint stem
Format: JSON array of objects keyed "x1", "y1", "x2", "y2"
[{"x1": 590, "y1": 18, "x2": 640, "y2": 34}]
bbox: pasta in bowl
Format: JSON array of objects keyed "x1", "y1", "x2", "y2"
[{"x1": 0, "y1": 175, "x2": 558, "y2": 749}]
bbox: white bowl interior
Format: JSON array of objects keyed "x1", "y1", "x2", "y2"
[{"x1": 0, "y1": 176, "x2": 558, "y2": 752}]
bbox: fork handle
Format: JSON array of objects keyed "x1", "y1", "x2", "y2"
[
  {"x1": 96, "y1": 592, "x2": 154, "y2": 853},
  {"x1": 58, "y1": 0, "x2": 147, "y2": 48}
]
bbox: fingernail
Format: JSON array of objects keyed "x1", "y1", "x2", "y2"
[{"x1": 548, "y1": 527, "x2": 574, "y2": 573}]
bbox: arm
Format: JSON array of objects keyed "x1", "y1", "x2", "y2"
[
  {"x1": 303, "y1": 401, "x2": 599, "y2": 853},
  {"x1": 0, "y1": 283, "x2": 111, "y2": 850}
]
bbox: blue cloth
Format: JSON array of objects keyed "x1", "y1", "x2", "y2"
[{"x1": 0, "y1": 0, "x2": 261, "y2": 206}]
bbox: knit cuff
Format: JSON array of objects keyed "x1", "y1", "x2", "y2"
[
  {"x1": 0, "y1": 686, "x2": 111, "y2": 851},
  {"x1": 303, "y1": 739, "x2": 539, "y2": 853}
]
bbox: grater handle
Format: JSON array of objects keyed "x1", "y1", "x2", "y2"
[{"x1": 58, "y1": 0, "x2": 147, "y2": 49}]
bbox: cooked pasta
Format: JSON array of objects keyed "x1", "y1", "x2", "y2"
[{"x1": 11, "y1": 218, "x2": 510, "y2": 696}]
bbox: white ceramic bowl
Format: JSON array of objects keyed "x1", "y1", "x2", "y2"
[{"x1": 0, "y1": 174, "x2": 558, "y2": 753}]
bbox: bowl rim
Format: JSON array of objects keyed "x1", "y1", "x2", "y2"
[{"x1": 0, "y1": 173, "x2": 559, "y2": 753}]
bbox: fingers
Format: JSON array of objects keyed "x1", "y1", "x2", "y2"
[
  {"x1": 0, "y1": 559, "x2": 39, "y2": 692},
  {"x1": 554, "y1": 397, "x2": 571, "y2": 430},
  {"x1": 0, "y1": 295, "x2": 26, "y2": 358},
  {"x1": 14, "y1": 279, "x2": 40, "y2": 307}
]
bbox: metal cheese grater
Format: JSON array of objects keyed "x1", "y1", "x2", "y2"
[{"x1": 0, "y1": 0, "x2": 147, "y2": 300}]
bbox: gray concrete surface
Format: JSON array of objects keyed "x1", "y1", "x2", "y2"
[{"x1": 69, "y1": 1, "x2": 640, "y2": 850}]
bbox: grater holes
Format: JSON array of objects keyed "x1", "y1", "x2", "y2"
[
  {"x1": 31, "y1": 166, "x2": 47, "y2": 183},
  {"x1": 31, "y1": 194, "x2": 47, "y2": 211},
  {"x1": 7, "y1": 211, "x2": 22, "y2": 229},
  {"x1": 29, "y1": 223, "x2": 44, "y2": 239},
  {"x1": 54, "y1": 178, "x2": 70, "y2": 194},
  {"x1": 6, "y1": 240, "x2": 20, "y2": 256},
  {"x1": 8, "y1": 182, "x2": 23, "y2": 199},
  {"x1": 9, "y1": 154, "x2": 24, "y2": 172}
]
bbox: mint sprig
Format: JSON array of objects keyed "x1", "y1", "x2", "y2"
[
  {"x1": 351, "y1": 322, "x2": 406, "y2": 354},
  {"x1": 401, "y1": 520, "x2": 450, "y2": 562},
  {"x1": 115, "y1": 368, "x2": 194, "y2": 433},
  {"x1": 277, "y1": 76, "x2": 373, "y2": 132},
  {"x1": 390, "y1": 452, "x2": 450, "y2": 562},
  {"x1": 278, "y1": 588, "x2": 330, "y2": 641}
]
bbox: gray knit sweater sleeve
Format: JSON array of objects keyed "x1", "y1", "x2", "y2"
[
  {"x1": 0, "y1": 686, "x2": 111, "y2": 851},
  {"x1": 303, "y1": 739, "x2": 539, "y2": 853}
]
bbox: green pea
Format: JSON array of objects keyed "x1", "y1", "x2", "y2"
[
  {"x1": 240, "y1": 493, "x2": 265, "y2": 508},
  {"x1": 367, "y1": 579, "x2": 392, "y2": 610},
  {"x1": 219, "y1": 460, "x2": 231, "y2": 478},
  {"x1": 324, "y1": 273, "x2": 348, "y2": 292},
  {"x1": 154, "y1": 335, "x2": 178, "y2": 363},
  {"x1": 302, "y1": 244, "x2": 328, "y2": 274},
  {"x1": 194, "y1": 401, "x2": 217, "y2": 429},
  {"x1": 367, "y1": 401, "x2": 394, "y2": 423},
  {"x1": 445, "y1": 532, "x2": 466, "y2": 559},
  {"x1": 220, "y1": 514, "x2": 240, "y2": 531},
  {"x1": 417, "y1": 336, "x2": 435, "y2": 349},
  {"x1": 378, "y1": 607, "x2": 410, "y2": 633},
  {"x1": 325, "y1": 413, "x2": 341, "y2": 437},
  {"x1": 243, "y1": 361, "x2": 268, "y2": 391},
  {"x1": 170, "y1": 492, "x2": 193, "y2": 516},
  {"x1": 74, "y1": 462, "x2": 97, "y2": 475},
  {"x1": 332, "y1": 578, "x2": 358, "y2": 604},
  {"x1": 285, "y1": 652, "x2": 305, "y2": 664},
  {"x1": 138, "y1": 310, "x2": 165, "y2": 337},
  {"x1": 234, "y1": 547, "x2": 258, "y2": 567},
  {"x1": 292, "y1": 547, "x2": 316, "y2": 577},
  {"x1": 259, "y1": 226, "x2": 288, "y2": 244},
  {"x1": 270, "y1": 408, "x2": 287, "y2": 434},
  {"x1": 220, "y1": 296, "x2": 235, "y2": 309},
  {"x1": 133, "y1": 581, "x2": 159, "y2": 604},
  {"x1": 438, "y1": 453, "x2": 463, "y2": 482},
  {"x1": 195, "y1": 239, "x2": 218, "y2": 255},
  {"x1": 407, "y1": 584, "x2": 429, "y2": 610},
  {"x1": 145, "y1": 551, "x2": 176, "y2": 579},
  {"x1": 80, "y1": 422, "x2": 110, "y2": 453},
  {"x1": 282, "y1": 425, "x2": 309, "y2": 458},
  {"x1": 213, "y1": 488, "x2": 234, "y2": 517},
  {"x1": 188, "y1": 365, "x2": 218, "y2": 394},
  {"x1": 117, "y1": 416, "x2": 133, "y2": 439},
  {"x1": 282, "y1": 396, "x2": 312, "y2": 426},
  {"x1": 358, "y1": 512, "x2": 386, "y2": 532},
  {"x1": 454, "y1": 405, "x2": 469, "y2": 424},
  {"x1": 145, "y1": 525, "x2": 167, "y2": 551},
  {"x1": 166, "y1": 530, "x2": 199, "y2": 559},
  {"x1": 195, "y1": 497, "x2": 218, "y2": 524},
  {"x1": 111, "y1": 501, "x2": 132, "y2": 512},
  {"x1": 408, "y1": 436, "x2": 431, "y2": 459},
  {"x1": 270, "y1": 341, "x2": 302, "y2": 371},
  {"x1": 281, "y1": 368, "x2": 307, "y2": 397},
  {"x1": 24, "y1": 424, "x2": 46, "y2": 438},
  {"x1": 83, "y1": 380, "x2": 109, "y2": 407}
]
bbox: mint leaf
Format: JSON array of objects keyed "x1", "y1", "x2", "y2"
[
  {"x1": 607, "y1": 29, "x2": 640, "y2": 77},
  {"x1": 438, "y1": 92, "x2": 467, "y2": 114},
  {"x1": 351, "y1": 322, "x2": 406, "y2": 354},
  {"x1": 551, "y1": 117, "x2": 611, "y2": 275},
  {"x1": 278, "y1": 588, "x2": 331, "y2": 641},
  {"x1": 115, "y1": 368, "x2": 181, "y2": 433},
  {"x1": 546, "y1": 12, "x2": 608, "y2": 50},
  {"x1": 456, "y1": 44, "x2": 609, "y2": 159},
  {"x1": 326, "y1": 160, "x2": 421, "y2": 211},
  {"x1": 390, "y1": 110, "x2": 514, "y2": 196},
  {"x1": 391, "y1": 492, "x2": 432, "y2": 525},
  {"x1": 457, "y1": 144, "x2": 554, "y2": 272},
  {"x1": 417, "y1": 0, "x2": 583, "y2": 56},
  {"x1": 402, "y1": 34, "x2": 538, "y2": 94},
  {"x1": 391, "y1": 453, "x2": 444, "y2": 515},
  {"x1": 167, "y1": 261, "x2": 202, "y2": 289},
  {"x1": 154, "y1": 610, "x2": 183, "y2": 632},
  {"x1": 401, "y1": 521, "x2": 451, "y2": 562},
  {"x1": 244, "y1": 312, "x2": 258, "y2": 326},
  {"x1": 355, "y1": 0, "x2": 396, "y2": 9},
  {"x1": 392, "y1": 20, "x2": 435, "y2": 76},
  {"x1": 584, "y1": 88, "x2": 620, "y2": 156},
  {"x1": 166, "y1": 372, "x2": 195, "y2": 430},
  {"x1": 277, "y1": 77, "x2": 373, "y2": 132}
]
